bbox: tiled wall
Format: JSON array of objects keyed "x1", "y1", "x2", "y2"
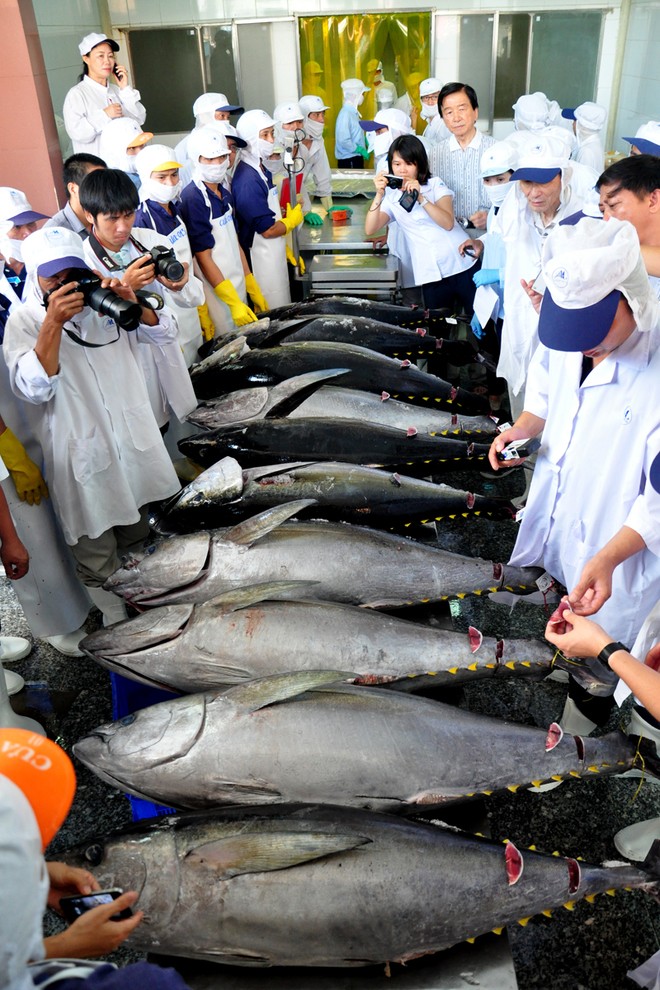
[{"x1": 615, "y1": 0, "x2": 660, "y2": 152}]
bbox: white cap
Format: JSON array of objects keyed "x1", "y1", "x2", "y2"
[
  {"x1": 538, "y1": 217, "x2": 658, "y2": 348},
  {"x1": 480, "y1": 141, "x2": 517, "y2": 178},
  {"x1": 193, "y1": 92, "x2": 243, "y2": 118},
  {"x1": 374, "y1": 108, "x2": 412, "y2": 133},
  {"x1": 0, "y1": 188, "x2": 49, "y2": 226},
  {"x1": 273, "y1": 101, "x2": 305, "y2": 125},
  {"x1": 299, "y1": 95, "x2": 330, "y2": 116},
  {"x1": 563, "y1": 102, "x2": 607, "y2": 132},
  {"x1": 236, "y1": 109, "x2": 276, "y2": 145},
  {"x1": 623, "y1": 121, "x2": 660, "y2": 156},
  {"x1": 22, "y1": 226, "x2": 88, "y2": 277},
  {"x1": 78, "y1": 33, "x2": 118, "y2": 57},
  {"x1": 419, "y1": 77, "x2": 442, "y2": 98},
  {"x1": 135, "y1": 145, "x2": 182, "y2": 183},
  {"x1": 211, "y1": 121, "x2": 248, "y2": 148},
  {"x1": 341, "y1": 78, "x2": 369, "y2": 95},
  {"x1": 510, "y1": 136, "x2": 569, "y2": 182},
  {"x1": 188, "y1": 126, "x2": 230, "y2": 162},
  {"x1": 512, "y1": 92, "x2": 551, "y2": 131}
]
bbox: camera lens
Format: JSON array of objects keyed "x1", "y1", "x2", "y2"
[
  {"x1": 86, "y1": 285, "x2": 142, "y2": 331},
  {"x1": 158, "y1": 256, "x2": 184, "y2": 282}
]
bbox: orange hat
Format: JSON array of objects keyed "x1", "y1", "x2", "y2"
[{"x1": 0, "y1": 729, "x2": 76, "y2": 849}]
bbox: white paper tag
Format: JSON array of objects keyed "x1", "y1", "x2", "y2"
[
  {"x1": 535, "y1": 571, "x2": 555, "y2": 594},
  {"x1": 515, "y1": 506, "x2": 525, "y2": 523}
]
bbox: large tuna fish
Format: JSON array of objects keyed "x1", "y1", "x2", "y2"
[
  {"x1": 178, "y1": 419, "x2": 493, "y2": 473},
  {"x1": 73, "y1": 670, "x2": 647, "y2": 811},
  {"x1": 189, "y1": 376, "x2": 497, "y2": 433},
  {"x1": 190, "y1": 339, "x2": 489, "y2": 415},
  {"x1": 263, "y1": 293, "x2": 454, "y2": 333},
  {"x1": 61, "y1": 803, "x2": 660, "y2": 968},
  {"x1": 80, "y1": 582, "x2": 558, "y2": 694},
  {"x1": 104, "y1": 502, "x2": 544, "y2": 607},
  {"x1": 152, "y1": 459, "x2": 513, "y2": 534}
]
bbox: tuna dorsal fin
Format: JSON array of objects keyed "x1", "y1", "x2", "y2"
[
  {"x1": 225, "y1": 499, "x2": 317, "y2": 545},
  {"x1": 185, "y1": 830, "x2": 371, "y2": 879},
  {"x1": 202, "y1": 580, "x2": 320, "y2": 611},
  {"x1": 225, "y1": 670, "x2": 353, "y2": 711},
  {"x1": 246, "y1": 462, "x2": 318, "y2": 481},
  {"x1": 265, "y1": 368, "x2": 350, "y2": 418}
]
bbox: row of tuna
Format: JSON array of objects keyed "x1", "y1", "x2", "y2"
[{"x1": 72, "y1": 297, "x2": 657, "y2": 972}]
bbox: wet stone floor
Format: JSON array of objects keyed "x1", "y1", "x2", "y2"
[{"x1": 2, "y1": 459, "x2": 659, "y2": 990}]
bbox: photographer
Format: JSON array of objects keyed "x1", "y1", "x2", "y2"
[
  {"x1": 79, "y1": 169, "x2": 196, "y2": 430},
  {"x1": 3, "y1": 227, "x2": 180, "y2": 626}
]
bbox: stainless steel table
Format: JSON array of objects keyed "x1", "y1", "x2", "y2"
[{"x1": 297, "y1": 198, "x2": 386, "y2": 255}]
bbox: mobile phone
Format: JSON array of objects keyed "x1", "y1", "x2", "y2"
[
  {"x1": 113, "y1": 65, "x2": 123, "y2": 81},
  {"x1": 496, "y1": 437, "x2": 541, "y2": 462},
  {"x1": 60, "y1": 888, "x2": 133, "y2": 924}
]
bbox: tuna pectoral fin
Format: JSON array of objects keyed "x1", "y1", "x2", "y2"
[
  {"x1": 203, "y1": 580, "x2": 320, "y2": 612},
  {"x1": 225, "y1": 500, "x2": 318, "y2": 546},
  {"x1": 266, "y1": 368, "x2": 350, "y2": 418},
  {"x1": 552, "y1": 654, "x2": 617, "y2": 697},
  {"x1": 225, "y1": 670, "x2": 354, "y2": 711},
  {"x1": 185, "y1": 830, "x2": 371, "y2": 879}
]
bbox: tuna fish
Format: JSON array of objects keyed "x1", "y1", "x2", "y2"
[
  {"x1": 80, "y1": 582, "x2": 556, "y2": 694},
  {"x1": 263, "y1": 294, "x2": 455, "y2": 333},
  {"x1": 104, "y1": 502, "x2": 545, "y2": 607},
  {"x1": 190, "y1": 339, "x2": 490, "y2": 415},
  {"x1": 178, "y1": 419, "x2": 494, "y2": 473},
  {"x1": 61, "y1": 803, "x2": 660, "y2": 968},
  {"x1": 152, "y1": 459, "x2": 514, "y2": 534},
  {"x1": 73, "y1": 670, "x2": 646, "y2": 811}
]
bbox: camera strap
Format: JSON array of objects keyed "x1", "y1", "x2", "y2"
[
  {"x1": 62, "y1": 323, "x2": 120, "y2": 348},
  {"x1": 88, "y1": 232, "x2": 149, "y2": 273}
]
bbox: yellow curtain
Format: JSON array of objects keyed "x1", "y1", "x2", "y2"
[{"x1": 299, "y1": 13, "x2": 431, "y2": 166}]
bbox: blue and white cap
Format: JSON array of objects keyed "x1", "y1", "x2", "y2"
[{"x1": 22, "y1": 226, "x2": 89, "y2": 278}]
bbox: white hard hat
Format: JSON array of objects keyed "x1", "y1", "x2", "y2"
[
  {"x1": 299, "y1": 95, "x2": 330, "y2": 116},
  {"x1": 188, "y1": 126, "x2": 230, "y2": 162},
  {"x1": 273, "y1": 101, "x2": 305, "y2": 125}
]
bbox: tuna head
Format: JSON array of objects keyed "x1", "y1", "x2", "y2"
[
  {"x1": 151, "y1": 458, "x2": 245, "y2": 534},
  {"x1": 104, "y1": 532, "x2": 212, "y2": 602},
  {"x1": 73, "y1": 695, "x2": 207, "y2": 801}
]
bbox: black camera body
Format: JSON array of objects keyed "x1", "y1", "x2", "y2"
[
  {"x1": 146, "y1": 245, "x2": 184, "y2": 282},
  {"x1": 398, "y1": 188, "x2": 419, "y2": 213},
  {"x1": 43, "y1": 267, "x2": 142, "y2": 331},
  {"x1": 385, "y1": 174, "x2": 403, "y2": 189}
]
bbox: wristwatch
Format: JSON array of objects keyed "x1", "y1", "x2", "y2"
[{"x1": 596, "y1": 641, "x2": 628, "y2": 666}]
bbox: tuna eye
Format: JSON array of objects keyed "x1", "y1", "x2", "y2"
[
  {"x1": 85, "y1": 843, "x2": 103, "y2": 866},
  {"x1": 119, "y1": 714, "x2": 136, "y2": 726}
]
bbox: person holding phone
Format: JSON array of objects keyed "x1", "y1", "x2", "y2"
[{"x1": 63, "y1": 34, "x2": 146, "y2": 157}]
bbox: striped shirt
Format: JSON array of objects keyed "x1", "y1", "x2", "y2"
[{"x1": 430, "y1": 130, "x2": 496, "y2": 223}]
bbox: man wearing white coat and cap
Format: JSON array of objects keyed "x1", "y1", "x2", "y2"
[
  {"x1": 561, "y1": 101, "x2": 607, "y2": 172},
  {"x1": 3, "y1": 227, "x2": 180, "y2": 626}
]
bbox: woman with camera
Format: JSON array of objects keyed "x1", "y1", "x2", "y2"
[
  {"x1": 364, "y1": 135, "x2": 477, "y2": 311},
  {"x1": 63, "y1": 33, "x2": 146, "y2": 158}
]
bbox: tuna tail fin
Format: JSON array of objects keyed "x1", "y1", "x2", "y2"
[
  {"x1": 185, "y1": 829, "x2": 371, "y2": 880},
  {"x1": 224, "y1": 499, "x2": 318, "y2": 545},
  {"x1": 265, "y1": 368, "x2": 350, "y2": 418},
  {"x1": 551, "y1": 654, "x2": 618, "y2": 697},
  {"x1": 224, "y1": 670, "x2": 355, "y2": 711},
  {"x1": 203, "y1": 580, "x2": 320, "y2": 611}
]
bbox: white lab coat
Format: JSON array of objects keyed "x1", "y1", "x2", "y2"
[
  {"x1": 492, "y1": 171, "x2": 585, "y2": 395},
  {"x1": 574, "y1": 132, "x2": 605, "y2": 173},
  {"x1": 83, "y1": 235, "x2": 196, "y2": 425},
  {"x1": 509, "y1": 327, "x2": 660, "y2": 647},
  {"x1": 4, "y1": 291, "x2": 180, "y2": 546},
  {"x1": 62, "y1": 76, "x2": 146, "y2": 157},
  {"x1": 422, "y1": 114, "x2": 450, "y2": 145},
  {"x1": 299, "y1": 138, "x2": 332, "y2": 199}
]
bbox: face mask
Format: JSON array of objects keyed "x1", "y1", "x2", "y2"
[
  {"x1": 0, "y1": 237, "x2": 23, "y2": 263},
  {"x1": 305, "y1": 118, "x2": 324, "y2": 140},
  {"x1": 485, "y1": 182, "x2": 510, "y2": 207},
  {"x1": 142, "y1": 178, "x2": 182, "y2": 204},
  {"x1": 198, "y1": 161, "x2": 228, "y2": 184},
  {"x1": 264, "y1": 156, "x2": 286, "y2": 176},
  {"x1": 123, "y1": 154, "x2": 139, "y2": 174},
  {"x1": 421, "y1": 103, "x2": 438, "y2": 121},
  {"x1": 257, "y1": 138, "x2": 275, "y2": 160},
  {"x1": 372, "y1": 132, "x2": 392, "y2": 159},
  {"x1": 228, "y1": 151, "x2": 241, "y2": 177},
  {"x1": 276, "y1": 126, "x2": 303, "y2": 151}
]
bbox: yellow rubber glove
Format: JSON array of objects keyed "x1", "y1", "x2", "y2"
[
  {"x1": 244, "y1": 273, "x2": 269, "y2": 314},
  {"x1": 0, "y1": 428, "x2": 48, "y2": 505},
  {"x1": 196, "y1": 302, "x2": 216, "y2": 342},
  {"x1": 214, "y1": 279, "x2": 258, "y2": 327},
  {"x1": 285, "y1": 247, "x2": 306, "y2": 274},
  {"x1": 320, "y1": 196, "x2": 333, "y2": 211},
  {"x1": 280, "y1": 202, "x2": 304, "y2": 234}
]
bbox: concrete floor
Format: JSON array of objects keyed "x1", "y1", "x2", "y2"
[{"x1": 3, "y1": 459, "x2": 659, "y2": 990}]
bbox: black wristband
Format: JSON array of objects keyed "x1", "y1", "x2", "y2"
[{"x1": 596, "y1": 641, "x2": 628, "y2": 667}]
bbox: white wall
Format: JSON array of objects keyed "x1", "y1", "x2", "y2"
[{"x1": 615, "y1": 0, "x2": 660, "y2": 152}]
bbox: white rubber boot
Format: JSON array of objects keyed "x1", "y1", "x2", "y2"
[
  {"x1": 0, "y1": 636, "x2": 32, "y2": 663},
  {"x1": 0, "y1": 663, "x2": 45, "y2": 733},
  {"x1": 87, "y1": 587, "x2": 128, "y2": 628},
  {"x1": 559, "y1": 696, "x2": 599, "y2": 736},
  {"x1": 613, "y1": 817, "x2": 660, "y2": 862},
  {"x1": 43, "y1": 628, "x2": 86, "y2": 657}
]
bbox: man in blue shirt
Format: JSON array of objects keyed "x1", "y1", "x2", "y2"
[{"x1": 335, "y1": 78, "x2": 371, "y2": 168}]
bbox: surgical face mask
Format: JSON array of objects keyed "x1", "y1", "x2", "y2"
[
  {"x1": 277, "y1": 125, "x2": 304, "y2": 151},
  {"x1": 258, "y1": 138, "x2": 276, "y2": 160},
  {"x1": 264, "y1": 156, "x2": 286, "y2": 176},
  {"x1": 123, "y1": 154, "x2": 139, "y2": 174},
  {"x1": 485, "y1": 181, "x2": 510, "y2": 207},
  {"x1": 198, "y1": 161, "x2": 228, "y2": 184},
  {"x1": 0, "y1": 237, "x2": 23, "y2": 263},
  {"x1": 141, "y1": 178, "x2": 183, "y2": 204},
  {"x1": 372, "y1": 132, "x2": 392, "y2": 159},
  {"x1": 305, "y1": 118, "x2": 324, "y2": 140},
  {"x1": 421, "y1": 102, "x2": 439, "y2": 121}
]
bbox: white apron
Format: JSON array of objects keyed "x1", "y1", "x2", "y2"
[
  {"x1": 193, "y1": 180, "x2": 246, "y2": 340},
  {"x1": 251, "y1": 182, "x2": 291, "y2": 309}
]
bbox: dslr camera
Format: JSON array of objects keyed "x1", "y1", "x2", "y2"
[
  {"x1": 43, "y1": 268, "x2": 142, "y2": 331},
  {"x1": 143, "y1": 245, "x2": 184, "y2": 283}
]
